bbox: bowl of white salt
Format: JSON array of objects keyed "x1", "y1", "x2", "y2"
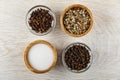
[{"x1": 23, "y1": 40, "x2": 57, "y2": 74}]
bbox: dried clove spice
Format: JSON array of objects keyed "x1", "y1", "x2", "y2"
[
  {"x1": 64, "y1": 44, "x2": 90, "y2": 71},
  {"x1": 28, "y1": 8, "x2": 53, "y2": 33},
  {"x1": 63, "y1": 7, "x2": 91, "y2": 35}
]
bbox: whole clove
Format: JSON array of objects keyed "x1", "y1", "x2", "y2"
[{"x1": 28, "y1": 8, "x2": 53, "y2": 33}]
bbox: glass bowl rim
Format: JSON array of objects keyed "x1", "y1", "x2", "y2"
[
  {"x1": 62, "y1": 42, "x2": 93, "y2": 73},
  {"x1": 26, "y1": 5, "x2": 56, "y2": 36}
]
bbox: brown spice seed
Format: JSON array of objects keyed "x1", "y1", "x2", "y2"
[
  {"x1": 65, "y1": 44, "x2": 90, "y2": 71},
  {"x1": 28, "y1": 8, "x2": 53, "y2": 33}
]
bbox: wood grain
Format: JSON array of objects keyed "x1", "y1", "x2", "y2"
[
  {"x1": 24, "y1": 40, "x2": 57, "y2": 74},
  {"x1": 0, "y1": 0, "x2": 120, "y2": 80}
]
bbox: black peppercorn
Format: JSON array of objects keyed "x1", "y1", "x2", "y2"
[{"x1": 64, "y1": 43, "x2": 91, "y2": 71}]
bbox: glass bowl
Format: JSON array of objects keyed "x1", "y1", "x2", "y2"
[
  {"x1": 26, "y1": 5, "x2": 56, "y2": 36},
  {"x1": 62, "y1": 42, "x2": 93, "y2": 73}
]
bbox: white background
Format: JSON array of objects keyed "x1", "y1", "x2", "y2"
[{"x1": 0, "y1": 0, "x2": 120, "y2": 80}]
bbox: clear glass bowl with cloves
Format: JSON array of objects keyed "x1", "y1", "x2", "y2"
[
  {"x1": 26, "y1": 5, "x2": 56, "y2": 36},
  {"x1": 62, "y1": 42, "x2": 93, "y2": 73}
]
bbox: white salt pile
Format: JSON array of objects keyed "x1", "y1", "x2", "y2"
[{"x1": 28, "y1": 43, "x2": 54, "y2": 71}]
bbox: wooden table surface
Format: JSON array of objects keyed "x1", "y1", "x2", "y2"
[{"x1": 0, "y1": 0, "x2": 120, "y2": 80}]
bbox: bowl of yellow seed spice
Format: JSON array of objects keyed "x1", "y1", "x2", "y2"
[{"x1": 60, "y1": 4, "x2": 93, "y2": 37}]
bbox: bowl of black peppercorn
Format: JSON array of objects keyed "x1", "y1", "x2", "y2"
[
  {"x1": 26, "y1": 5, "x2": 56, "y2": 36},
  {"x1": 62, "y1": 42, "x2": 92, "y2": 73}
]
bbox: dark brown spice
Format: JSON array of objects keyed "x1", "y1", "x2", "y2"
[
  {"x1": 28, "y1": 8, "x2": 53, "y2": 33},
  {"x1": 64, "y1": 44, "x2": 90, "y2": 71}
]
